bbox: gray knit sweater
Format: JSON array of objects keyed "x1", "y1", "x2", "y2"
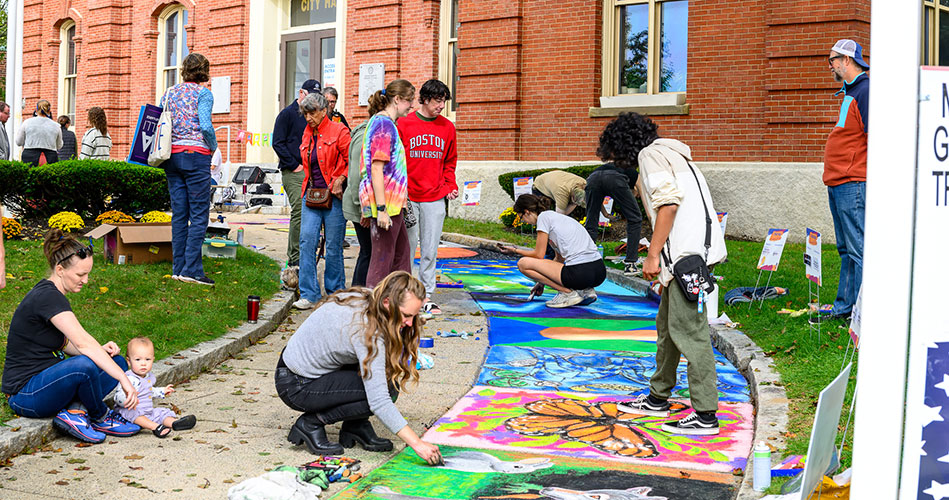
[
  {"x1": 15, "y1": 116, "x2": 63, "y2": 151},
  {"x1": 282, "y1": 295, "x2": 408, "y2": 434}
]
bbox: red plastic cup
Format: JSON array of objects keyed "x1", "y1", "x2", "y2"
[{"x1": 247, "y1": 295, "x2": 261, "y2": 323}]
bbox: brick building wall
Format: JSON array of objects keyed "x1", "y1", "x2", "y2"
[{"x1": 20, "y1": 0, "x2": 249, "y2": 162}]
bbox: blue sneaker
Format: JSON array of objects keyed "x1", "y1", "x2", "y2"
[
  {"x1": 90, "y1": 409, "x2": 141, "y2": 437},
  {"x1": 54, "y1": 409, "x2": 106, "y2": 443}
]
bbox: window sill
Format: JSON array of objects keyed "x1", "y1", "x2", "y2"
[
  {"x1": 590, "y1": 93, "x2": 689, "y2": 117},
  {"x1": 589, "y1": 104, "x2": 689, "y2": 117}
]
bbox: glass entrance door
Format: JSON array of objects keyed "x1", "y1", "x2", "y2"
[{"x1": 280, "y1": 30, "x2": 336, "y2": 108}]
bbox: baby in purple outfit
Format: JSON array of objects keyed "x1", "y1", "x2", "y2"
[{"x1": 115, "y1": 337, "x2": 196, "y2": 438}]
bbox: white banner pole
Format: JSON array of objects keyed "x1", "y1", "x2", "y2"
[{"x1": 850, "y1": 1, "x2": 920, "y2": 497}]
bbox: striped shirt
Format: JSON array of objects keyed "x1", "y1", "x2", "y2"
[{"x1": 79, "y1": 128, "x2": 111, "y2": 160}]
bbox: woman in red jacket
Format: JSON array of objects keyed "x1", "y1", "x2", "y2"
[{"x1": 294, "y1": 92, "x2": 352, "y2": 310}]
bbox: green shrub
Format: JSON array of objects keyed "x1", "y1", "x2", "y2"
[
  {"x1": 497, "y1": 164, "x2": 602, "y2": 201},
  {"x1": 0, "y1": 160, "x2": 170, "y2": 219}
]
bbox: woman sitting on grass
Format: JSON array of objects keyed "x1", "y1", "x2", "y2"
[
  {"x1": 497, "y1": 194, "x2": 607, "y2": 308},
  {"x1": 1, "y1": 229, "x2": 141, "y2": 443}
]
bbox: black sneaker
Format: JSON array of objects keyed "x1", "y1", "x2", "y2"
[
  {"x1": 807, "y1": 311, "x2": 849, "y2": 325},
  {"x1": 661, "y1": 413, "x2": 719, "y2": 435},
  {"x1": 181, "y1": 276, "x2": 215, "y2": 286},
  {"x1": 616, "y1": 394, "x2": 670, "y2": 417}
]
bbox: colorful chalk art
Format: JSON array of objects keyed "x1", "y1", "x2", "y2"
[{"x1": 332, "y1": 258, "x2": 751, "y2": 499}]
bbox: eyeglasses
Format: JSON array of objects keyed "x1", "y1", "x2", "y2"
[
  {"x1": 58, "y1": 243, "x2": 95, "y2": 265},
  {"x1": 828, "y1": 55, "x2": 844, "y2": 65}
]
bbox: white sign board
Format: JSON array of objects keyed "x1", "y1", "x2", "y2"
[
  {"x1": 358, "y1": 63, "x2": 385, "y2": 106},
  {"x1": 717, "y1": 212, "x2": 728, "y2": 236},
  {"x1": 898, "y1": 66, "x2": 949, "y2": 498},
  {"x1": 323, "y1": 58, "x2": 337, "y2": 88},
  {"x1": 211, "y1": 76, "x2": 231, "y2": 114},
  {"x1": 797, "y1": 364, "x2": 852, "y2": 500},
  {"x1": 757, "y1": 228, "x2": 789, "y2": 271},
  {"x1": 462, "y1": 181, "x2": 482, "y2": 206},
  {"x1": 598, "y1": 196, "x2": 614, "y2": 226},
  {"x1": 513, "y1": 177, "x2": 533, "y2": 200},
  {"x1": 848, "y1": 285, "x2": 862, "y2": 348},
  {"x1": 804, "y1": 228, "x2": 822, "y2": 286}
]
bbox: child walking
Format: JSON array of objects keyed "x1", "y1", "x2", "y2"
[{"x1": 115, "y1": 337, "x2": 196, "y2": 437}]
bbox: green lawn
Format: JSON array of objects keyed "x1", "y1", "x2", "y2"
[
  {"x1": 442, "y1": 218, "x2": 857, "y2": 481},
  {"x1": 0, "y1": 240, "x2": 280, "y2": 423}
]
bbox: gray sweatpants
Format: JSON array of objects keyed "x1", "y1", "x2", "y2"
[{"x1": 406, "y1": 199, "x2": 447, "y2": 300}]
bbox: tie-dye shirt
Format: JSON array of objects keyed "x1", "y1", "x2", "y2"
[{"x1": 359, "y1": 114, "x2": 407, "y2": 218}]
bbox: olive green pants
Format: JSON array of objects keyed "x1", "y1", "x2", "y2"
[
  {"x1": 281, "y1": 169, "x2": 305, "y2": 265},
  {"x1": 649, "y1": 280, "x2": 719, "y2": 413}
]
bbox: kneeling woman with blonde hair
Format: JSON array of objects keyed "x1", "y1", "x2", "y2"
[
  {"x1": 497, "y1": 194, "x2": 607, "y2": 308},
  {"x1": 274, "y1": 271, "x2": 442, "y2": 464}
]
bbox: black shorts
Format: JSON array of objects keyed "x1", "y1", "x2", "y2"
[{"x1": 560, "y1": 259, "x2": 606, "y2": 290}]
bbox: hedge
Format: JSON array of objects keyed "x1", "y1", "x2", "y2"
[
  {"x1": 0, "y1": 160, "x2": 171, "y2": 219},
  {"x1": 497, "y1": 164, "x2": 602, "y2": 201}
]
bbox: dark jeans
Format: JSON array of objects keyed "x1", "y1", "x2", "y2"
[
  {"x1": 584, "y1": 169, "x2": 642, "y2": 262},
  {"x1": 166, "y1": 151, "x2": 212, "y2": 278},
  {"x1": 366, "y1": 212, "x2": 411, "y2": 288},
  {"x1": 22, "y1": 148, "x2": 58, "y2": 167},
  {"x1": 274, "y1": 356, "x2": 398, "y2": 425},
  {"x1": 8, "y1": 355, "x2": 128, "y2": 420},
  {"x1": 352, "y1": 223, "x2": 372, "y2": 287}
]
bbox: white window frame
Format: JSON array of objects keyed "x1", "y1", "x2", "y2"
[
  {"x1": 597, "y1": 0, "x2": 688, "y2": 114},
  {"x1": 438, "y1": 0, "x2": 459, "y2": 120},
  {"x1": 156, "y1": 5, "x2": 189, "y2": 100},
  {"x1": 58, "y1": 21, "x2": 77, "y2": 126}
]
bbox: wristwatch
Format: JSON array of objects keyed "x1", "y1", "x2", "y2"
[{"x1": 376, "y1": 204, "x2": 386, "y2": 212}]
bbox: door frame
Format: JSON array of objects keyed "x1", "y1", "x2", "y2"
[{"x1": 279, "y1": 29, "x2": 335, "y2": 108}]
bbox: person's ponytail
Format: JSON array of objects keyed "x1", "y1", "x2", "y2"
[{"x1": 367, "y1": 90, "x2": 390, "y2": 116}]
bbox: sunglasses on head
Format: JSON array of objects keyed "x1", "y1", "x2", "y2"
[{"x1": 58, "y1": 242, "x2": 95, "y2": 265}]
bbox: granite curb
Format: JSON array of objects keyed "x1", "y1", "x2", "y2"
[
  {"x1": 443, "y1": 231, "x2": 788, "y2": 499},
  {"x1": 0, "y1": 288, "x2": 296, "y2": 463}
]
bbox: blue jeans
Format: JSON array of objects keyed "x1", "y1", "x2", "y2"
[
  {"x1": 166, "y1": 151, "x2": 212, "y2": 278},
  {"x1": 827, "y1": 181, "x2": 865, "y2": 316},
  {"x1": 299, "y1": 197, "x2": 346, "y2": 302},
  {"x1": 8, "y1": 355, "x2": 128, "y2": 420}
]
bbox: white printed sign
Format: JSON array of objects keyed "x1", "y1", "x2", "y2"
[
  {"x1": 598, "y1": 196, "x2": 614, "y2": 226},
  {"x1": 462, "y1": 181, "x2": 482, "y2": 206},
  {"x1": 804, "y1": 228, "x2": 822, "y2": 286},
  {"x1": 848, "y1": 285, "x2": 862, "y2": 348},
  {"x1": 211, "y1": 76, "x2": 231, "y2": 114},
  {"x1": 358, "y1": 63, "x2": 385, "y2": 106},
  {"x1": 717, "y1": 212, "x2": 728, "y2": 236},
  {"x1": 513, "y1": 177, "x2": 533, "y2": 200},
  {"x1": 323, "y1": 58, "x2": 337, "y2": 88},
  {"x1": 757, "y1": 228, "x2": 789, "y2": 271}
]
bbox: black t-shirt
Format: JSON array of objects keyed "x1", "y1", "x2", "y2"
[{"x1": 1, "y1": 280, "x2": 72, "y2": 395}]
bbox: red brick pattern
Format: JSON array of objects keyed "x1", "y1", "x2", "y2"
[{"x1": 21, "y1": 0, "x2": 249, "y2": 162}]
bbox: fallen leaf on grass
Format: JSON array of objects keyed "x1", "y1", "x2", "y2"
[
  {"x1": 46, "y1": 470, "x2": 59, "y2": 474},
  {"x1": 195, "y1": 440, "x2": 209, "y2": 444},
  {"x1": 129, "y1": 466, "x2": 143, "y2": 470},
  {"x1": 223, "y1": 479, "x2": 234, "y2": 484},
  {"x1": 66, "y1": 458, "x2": 85, "y2": 464},
  {"x1": 99, "y1": 287, "x2": 109, "y2": 294},
  {"x1": 75, "y1": 466, "x2": 89, "y2": 471},
  {"x1": 74, "y1": 442, "x2": 93, "y2": 448},
  {"x1": 124, "y1": 454, "x2": 144, "y2": 460},
  {"x1": 9, "y1": 427, "x2": 20, "y2": 432},
  {"x1": 55, "y1": 480, "x2": 70, "y2": 486},
  {"x1": 114, "y1": 300, "x2": 127, "y2": 307}
]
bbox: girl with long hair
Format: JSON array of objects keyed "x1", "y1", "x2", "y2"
[
  {"x1": 15, "y1": 100, "x2": 63, "y2": 166},
  {"x1": 79, "y1": 107, "x2": 112, "y2": 160},
  {"x1": 274, "y1": 271, "x2": 442, "y2": 464}
]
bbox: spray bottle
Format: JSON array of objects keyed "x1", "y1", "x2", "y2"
[{"x1": 753, "y1": 441, "x2": 771, "y2": 491}]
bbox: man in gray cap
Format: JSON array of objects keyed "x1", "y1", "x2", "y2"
[
  {"x1": 273, "y1": 79, "x2": 322, "y2": 282},
  {"x1": 811, "y1": 39, "x2": 869, "y2": 325}
]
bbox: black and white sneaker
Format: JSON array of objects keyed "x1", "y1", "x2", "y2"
[
  {"x1": 624, "y1": 261, "x2": 643, "y2": 277},
  {"x1": 661, "y1": 413, "x2": 719, "y2": 435},
  {"x1": 617, "y1": 394, "x2": 670, "y2": 417},
  {"x1": 181, "y1": 276, "x2": 215, "y2": 286}
]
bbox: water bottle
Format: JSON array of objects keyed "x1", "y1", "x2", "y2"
[
  {"x1": 753, "y1": 441, "x2": 771, "y2": 491},
  {"x1": 597, "y1": 244, "x2": 604, "y2": 258}
]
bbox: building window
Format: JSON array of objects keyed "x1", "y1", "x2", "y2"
[
  {"x1": 602, "y1": 0, "x2": 688, "y2": 97},
  {"x1": 59, "y1": 22, "x2": 77, "y2": 125},
  {"x1": 158, "y1": 6, "x2": 189, "y2": 96},
  {"x1": 290, "y1": 0, "x2": 337, "y2": 27},
  {"x1": 922, "y1": 0, "x2": 949, "y2": 65},
  {"x1": 439, "y1": 0, "x2": 459, "y2": 117}
]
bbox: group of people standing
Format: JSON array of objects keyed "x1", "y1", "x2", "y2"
[
  {"x1": 272, "y1": 77, "x2": 457, "y2": 317},
  {"x1": 0, "y1": 100, "x2": 112, "y2": 165}
]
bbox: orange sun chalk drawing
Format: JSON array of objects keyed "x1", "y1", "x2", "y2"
[
  {"x1": 415, "y1": 247, "x2": 478, "y2": 259},
  {"x1": 539, "y1": 327, "x2": 658, "y2": 341}
]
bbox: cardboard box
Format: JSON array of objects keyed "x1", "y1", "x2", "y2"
[{"x1": 86, "y1": 223, "x2": 173, "y2": 265}]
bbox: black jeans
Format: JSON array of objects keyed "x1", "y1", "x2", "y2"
[
  {"x1": 584, "y1": 169, "x2": 642, "y2": 263},
  {"x1": 351, "y1": 223, "x2": 372, "y2": 287},
  {"x1": 21, "y1": 148, "x2": 58, "y2": 167},
  {"x1": 274, "y1": 354, "x2": 397, "y2": 425}
]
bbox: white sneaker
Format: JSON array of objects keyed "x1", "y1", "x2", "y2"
[
  {"x1": 292, "y1": 298, "x2": 316, "y2": 310},
  {"x1": 578, "y1": 288, "x2": 598, "y2": 306},
  {"x1": 546, "y1": 290, "x2": 582, "y2": 308}
]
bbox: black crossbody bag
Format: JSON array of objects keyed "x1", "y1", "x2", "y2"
[{"x1": 660, "y1": 158, "x2": 715, "y2": 302}]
